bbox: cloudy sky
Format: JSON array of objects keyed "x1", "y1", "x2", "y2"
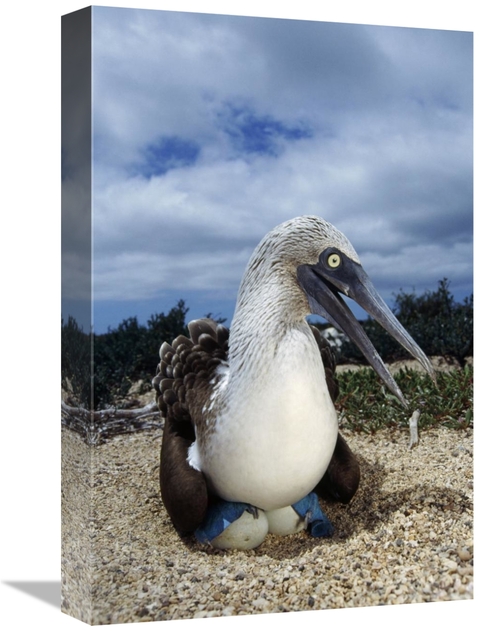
[{"x1": 62, "y1": 6, "x2": 473, "y2": 333}]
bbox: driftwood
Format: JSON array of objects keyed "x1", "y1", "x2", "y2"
[{"x1": 61, "y1": 399, "x2": 162, "y2": 445}]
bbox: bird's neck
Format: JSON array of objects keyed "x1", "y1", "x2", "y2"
[{"x1": 228, "y1": 272, "x2": 310, "y2": 376}]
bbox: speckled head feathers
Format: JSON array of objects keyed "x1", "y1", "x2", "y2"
[
  {"x1": 231, "y1": 216, "x2": 361, "y2": 342},
  {"x1": 246, "y1": 216, "x2": 360, "y2": 277}
]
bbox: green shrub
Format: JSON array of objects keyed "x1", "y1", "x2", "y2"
[
  {"x1": 92, "y1": 300, "x2": 192, "y2": 408},
  {"x1": 61, "y1": 315, "x2": 92, "y2": 407},
  {"x1": 62, "y1": 300, "x2": 193, "y2": 409},
  {"x1": 336, "y1": 365, "x2": 473, "y2": 432}
]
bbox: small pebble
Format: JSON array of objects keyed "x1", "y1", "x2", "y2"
[
  {"x1": 458, "y1": 549, "x2": 472, "y2": 562},
  {"x1": 442, "y1": 558, "x2": 458, "y2": 571}
]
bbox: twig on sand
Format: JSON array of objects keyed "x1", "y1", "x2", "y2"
[{"x1": 408, "y1": 410, "x2": 421, "y2": 449}]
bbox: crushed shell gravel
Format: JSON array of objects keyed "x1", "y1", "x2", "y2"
[{"x1": 61, "y1": 424, "x2": 473, "y2": 625}]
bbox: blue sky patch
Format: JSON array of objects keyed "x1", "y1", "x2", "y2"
[
  {"x1": 219, "y1": 105, "x2": 312, "y2": 156},
  {"x1": 137, "y1": 136, "x2": 200, "y2": 178}
]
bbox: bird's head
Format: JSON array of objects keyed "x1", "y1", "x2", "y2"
[{"x1": 279, "y1": 215, "x2": 435, "y2": 406}]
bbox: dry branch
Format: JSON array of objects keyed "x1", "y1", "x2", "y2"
[{"x1": 61, "y1": 399, "x2": 162, "y2": 444}]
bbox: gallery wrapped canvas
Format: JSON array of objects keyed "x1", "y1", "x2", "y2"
[{"x1": 61, "y1": 5, "x2": 473, "y2": 625}]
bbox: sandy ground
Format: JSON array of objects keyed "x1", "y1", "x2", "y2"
[{"x1": 61, "y1": 419, "x2": 473, "y2": 625}]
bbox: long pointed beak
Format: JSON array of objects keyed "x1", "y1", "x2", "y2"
[{"x1": 297, "y1": 260, "x2": 435, "y2": 407}]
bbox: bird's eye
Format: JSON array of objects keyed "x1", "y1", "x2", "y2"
[{"x1": 327, "y1": 253, "x2": 341, "y2": 268}]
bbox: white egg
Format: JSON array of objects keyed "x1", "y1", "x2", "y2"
[
  {"x1": 265, "y1": 506, "x2": 307, "y2": 536},
  {"x1": 210, "y1": 509, "x2": 269, "y2": 550}
]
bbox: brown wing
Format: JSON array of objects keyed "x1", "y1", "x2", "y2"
[
  {"x1": 311, "y1": 326, "x2": 361, "y2": 504},
  {"x1": 152, "y1": 319, "x2": 229, "y2": 534}
]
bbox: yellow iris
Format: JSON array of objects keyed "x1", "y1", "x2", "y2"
[{"x1": 327, "y1": 253, "x2": 341, "y2": 268}]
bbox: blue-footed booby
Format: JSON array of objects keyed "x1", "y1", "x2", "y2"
[{"x1": 153, "y1": 216, "x2": 434, "y2": 549}]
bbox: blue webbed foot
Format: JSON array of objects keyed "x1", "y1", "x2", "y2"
[
  {"x1": 292, "y1": 492, "x2": 334, "y2": 538},
  {"x1": 195, "y1": 500, "x2": 269, "y2": 550}
]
